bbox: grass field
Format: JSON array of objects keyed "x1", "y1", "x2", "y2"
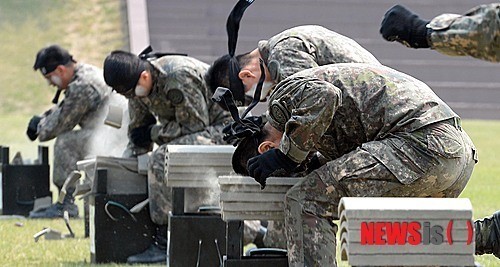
[
  {"x1": 0, "y1": 1, "x2": 498, "y2": 266},
  {"x1": 0, "y1": 120, "x2": 499, "y2": 266}
]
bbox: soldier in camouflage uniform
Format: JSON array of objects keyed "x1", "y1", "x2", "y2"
[
  {"x1": 27, "y1": 45, "x2": 113, "y2": 218},
  {"x1": 381, "y1": 3, "x2": 500, "y2": 258},
  {"x1": 207, "y1": 25, "x2": 381, "y2": 248},
  {"x1": 103, "y1": 50, "x2": 231, "y2": 264},
  {"x1": 206, "y1": 25, "x2": 380, "y2": 106},
  {"x1": 380, "y1": 3, "x2": 499, "y2": 62},
  {"x1": 232, "y1": 63, "x2": 477, "y2": 266}
]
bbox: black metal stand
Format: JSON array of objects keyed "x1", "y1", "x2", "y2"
[
  {"x1": 1, "y1": 146, "x2": 51, "y2": 216},
  {"x1": 89, "y1": 169, "x2": 154, "y2": 263},
  {"x1": 224, "y1": 219, "x2": 289, "y2": 267},
  {"x1": 168, "y1": 187, "x2": 227, "y2": 267}
]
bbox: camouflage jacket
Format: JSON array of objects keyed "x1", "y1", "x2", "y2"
[
  {"x1": 257, "y1": 25, "x2": 381, "y2": 83},
  {"x1": 37, "y1": 63, "x2": 111, "y2": 141},
  {"x1": 127, "y1": 56, "x2": 231, "y2": 153},
  {"x1": 429, "y1": 3, "x2": 499, "y2": 62},
  {"x1": 267, "y1": 63, "x2": 458, "y2": 163}
]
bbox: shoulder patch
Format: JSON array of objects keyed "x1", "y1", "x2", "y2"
[
  {"x1": 166, "y1": 88, "x2": 184, "y2": 105},
  {"x1": 269, "y1": 99, "x2": 290, "y2": 125}
]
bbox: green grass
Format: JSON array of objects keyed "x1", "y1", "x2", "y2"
[{"x1": 0, "y1": 121, "x2": 498, "y2": 266}]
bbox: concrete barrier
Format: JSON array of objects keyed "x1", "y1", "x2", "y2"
[
  {"x1": 338, "y1": 197, "x2": 475, "y2": 266},
  {"x1": 166, "y1": 145, "x2": 235, "y2": 188},
  {"x1": 219, "y1": 176, "x2": 300, "y2": 221}
]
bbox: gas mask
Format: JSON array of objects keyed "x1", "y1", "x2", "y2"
[
  {"x1": 134, "y1": 84, "x2": 149, "y2": 97},
  {"x1": 245, "y1": 81, "x2": 274, "y2": 101},
  {"x1": 50, "y1": 75, "x2": 63, "y2": 88}
]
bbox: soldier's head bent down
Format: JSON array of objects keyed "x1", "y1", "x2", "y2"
[
  {"x1": 33, "y1": 44, "x2": 77, "y2": 90},
  {"x1": 103, "y1": 51, "x2": 154, "y2": 98}
]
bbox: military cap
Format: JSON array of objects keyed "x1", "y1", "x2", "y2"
[
  {"x1": 33, "y1": 45, "x2": 74, "y2": 75},
  {"x1": 103, "y1": 50, "x2": 146, "y2": 95}
]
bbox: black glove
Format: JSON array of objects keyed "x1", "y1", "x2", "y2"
[
  {"x1": 222, "y1": 116, "x2": 263, "y2": 146},
  {"x1": 130, "y1": 125, "x2": 153, "y2": 147},
  {"x1": 380, "y1": 5, "x2": 431, "y2": 48},
  {"x1": 247, "y1": 149, "x2": 299, "y2": 189},
  {"x1": 26, "y1": 116, "x2": 41, "y2": 141}
]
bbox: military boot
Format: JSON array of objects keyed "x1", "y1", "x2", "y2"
[
  {"x1": 29, "y1": 188, "x2": 79, "y2": 218},
  {"x1": 127, "y1": 224, "x2": 168, "y2": 264},
  {"x1": 475, "y1": 210, "x2": 500, "y2": 258}
]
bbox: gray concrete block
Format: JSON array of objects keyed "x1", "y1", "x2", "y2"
[
  {"x1": 166, "y1": 145, "x2": 235, "y2": 166},
  {"x1": 219, "y1": 176, "x2": 300, "y2": 221},
  {"x1": 338, "y1": 197, "x2": 475, "y2": 266},
  {"x1": 167, "y1": 180, "x2": 220, "y2": 188},
  {"x1": 342, "y1": 218, "x2": 471, "y2": 231},
  {"x1": 220, "y1": 192, "x2": 285, "y2": 202},
  {"x1": 222, "y1": 211, "x2": 284, "y2": 221},
  {"x1": 347, "y1": 254, "x2": 474, "y2": 266},
  {"x1": 338, "y1": 197, "x2": 472, "y2": 220},
  {"x1": 166, "y1": 165, "x2": 233, "y2": 173},
  {"x1": 76, "y1": 156, "x2": 146, "y2": 195},
  {"x1": 222, "y1": 202, "x2": 284, "y2": 212}
]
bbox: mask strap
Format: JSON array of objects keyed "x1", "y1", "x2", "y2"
[
  {"x1": 226, "y1": 0, "x2": 255, "y2": 106},
  {"x1": 212, "y1": 87, "x2": 241, "y2": 122},
  {"x1": 241, "y1": 58, "x2": 265, "y2": 118},
  {"x1": 138, "y1": 45, "x2": 188, "y2": 60},
  {"x1": 52, "y1": 89, "x2": 62, "y2": 104}
]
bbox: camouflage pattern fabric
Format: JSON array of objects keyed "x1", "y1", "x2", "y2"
[
  {"x1": 257, "y1": 25, "x2": 380, "y2": 83},
  {"x1": 53, "y1": 130, "x2": 92, "y2": 188},
  {"x1": 147, "y1": 125, "x2": 227, "y2": 225},
  {"x1": 131, "y1": 56, "x2": 231, "y2": 226},
  {"x1": 36, "y1": 63, "x2": 111, "y2": 188},
  {"x1": 263, "y1": 220, "x2": 286, "y2": 248},
  {"x1": 265, "y1": 63, "x2": 477, "y2": 266},
  {"x1": 429, "y1": 3, "x2": 499, "y2": 62},
  {"x1": 126, "y1": 56, "x2": 231, "y2": 156},
  {"x1": 475, "y1": 210, "x2": 500, "y2": 256}
]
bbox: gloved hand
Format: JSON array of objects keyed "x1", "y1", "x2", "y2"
[
  {"x1": 222, "y1": 116, "x2": 263, "y2": 146},
  {"x1": 380, "y1": 5, "x2": 431, "y2": 48},
  {"x1": 130, "y1": 125, "x2": 153, "y2": 147},
  {"x1": 26, "y1": 116, "x2": 42, "y2": 141},
  {"x1": 247, "y1": 149, "x2": 299, "y2": 189}
]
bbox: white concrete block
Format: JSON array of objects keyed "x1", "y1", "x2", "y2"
[
  {"x1": 338, "y1": 197, "x2": 475, "y2": 266},
  {"x1": 222, "y1": 211, "x2": 285, "y2": 221},
  {"x1": 166, "y1": 145, "x2": 235, "y2": 166},
  {"x1": 222, "y1": 202, "x2": 284, "y2": 212}
]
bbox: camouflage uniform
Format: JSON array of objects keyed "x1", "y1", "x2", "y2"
[
  {"x1": 264, "y1": 63, "x2": 477, "y2": 266},
  {"x1": 256, "y1": 25, "x2": 382, "y2": 248},
  {"x1": 258, "y1": 25, "x2": 381, "y2": 84},
  {"x1": 124, "y1": 56, "x2": 230, "y2": 225},
  {"x1": 37, "y1": 63, "x2": 111, "y2": 189},
  {"x1": 428, "y1": 3, "x2": 499, "y2": 62}
]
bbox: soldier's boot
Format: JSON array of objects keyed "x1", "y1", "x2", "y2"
[
  {"x1": 127, "y1": 224, "x2": 168, "y2": 264},
  {"x1": 29, "y1": 188, "x2": 79, "y2": 219},
  {"x1": 475, "y1": 210, "x2": 500, "y2": 258}
]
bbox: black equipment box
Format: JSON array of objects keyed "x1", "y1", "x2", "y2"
[
  {"x1": 1, "y1": 146, "x2": 51, "y2": 216},
  {"x1": 89, "y1": 166, "x2": 155, "y2": 263},
  {"x1": 168, "y1": 188, "x2": 227, "y2": 267},
  {"x1": 224, "y1": 221, "x2": 288, "y2": 267},
  {"x1": 168, "y1": 213, "x2": 227, "y2": 267}
]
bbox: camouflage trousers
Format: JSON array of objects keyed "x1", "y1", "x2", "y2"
[
  {"x1": 53, "y1": 129, "x2": 92, "y2": 189},
  {"x1": 284, "y1": 120, "x2": 477, "y2": 267},
  {"x1": 148, "y1": 125, "x2": 227, "y2": 225},
  {"x1": 243, "y1": 220, "x2": 287, "y2": 248}
]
